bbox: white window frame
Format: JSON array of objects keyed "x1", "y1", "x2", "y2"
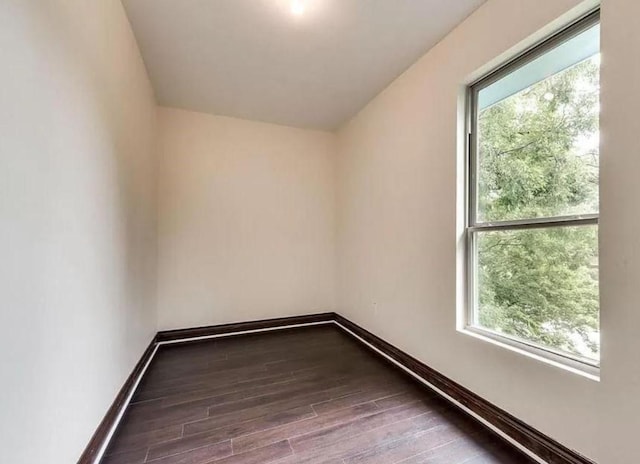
[{"x1": 464, "y1": 9, "x2": 601, "y2": 374}]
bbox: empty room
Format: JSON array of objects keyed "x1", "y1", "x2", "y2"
[{"x1": 2, "y1": 0, "x2": 639, "y2": 463}]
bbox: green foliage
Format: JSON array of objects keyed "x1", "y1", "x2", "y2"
[{"x1": 476, "y1": 57, "x2": 600, "y2": 360}]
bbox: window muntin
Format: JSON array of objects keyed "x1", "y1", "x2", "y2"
[{"x1": 467, "y1": 13, "x2": 600, "y2": 366}]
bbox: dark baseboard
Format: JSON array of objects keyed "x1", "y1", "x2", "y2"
[
  {"x1": 155, "y1": 312, "x2": 335, "y2": 343},
  {"x1": 77, "y1": 335, "x2": 157, "y2": 464},
  {"x1": 79, "y1": 312, "x2": 595, "y2": 464},
  {"x1": 79, "y1": 314, "x2": 334, "y2": 463},
  {"x1": 333, "y1": 314, "x2": 595, "y2": 464}
]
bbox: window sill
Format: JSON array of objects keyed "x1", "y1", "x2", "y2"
[{"x1": 460, "y1": 326, "x2": 600, "y2": 382}]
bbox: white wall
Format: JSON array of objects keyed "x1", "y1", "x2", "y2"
[
  {"x1": 156, "y1": 107, "x2": 336, "y2": 330},
  {"x1": 0, "y1": 1, "x2": 157, "y2": 463},
  {"x1": 598, "y1": 0, "x2": 640, "y2": 462},
  {"x1": 4, "y1": 0, "x2": 639, "y2": 462},
  {"x1": 334, "y1": 0, "x2": 638, "y2": 462}
]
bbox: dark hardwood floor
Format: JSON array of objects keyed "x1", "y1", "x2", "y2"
[{"x1": 101, "y1": 326, "x2": 533, "y2": 464}]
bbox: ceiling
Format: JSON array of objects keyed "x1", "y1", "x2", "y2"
[{"x1": 122, "y1": 0, "x2": 486, "y2": 130}]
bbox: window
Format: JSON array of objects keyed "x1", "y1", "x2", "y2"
[{"x1": 466, "y1": 11, "x2": 600, "y2": 368}]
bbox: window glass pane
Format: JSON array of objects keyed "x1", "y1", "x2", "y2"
[
  {"x1": 474, "y1": 225, "x2": 599, "y2": 362},
  {"x1": 476, "y1": 25, "x2": 600, "y2": 223}
]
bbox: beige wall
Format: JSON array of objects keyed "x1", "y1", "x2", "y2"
[
  {"x1": 156, "y1": 108, "x2": 336, "y2": 330},
  {"x1": 5, "y1": 0, "x2": 640, "y2": 462},
  {"x1": 0, "y1": 1, "x2": 157, "y2": 462},
  {"x1": 334, "y1": 0, "x2": 640, "y2": 462},
  {"x1": 598, "y1": 0, "x2": 640, "y2": 461}
]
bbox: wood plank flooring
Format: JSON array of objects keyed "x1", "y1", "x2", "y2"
[{"x1": 101, "y1": 326, "x2": 534, "y2": 464}]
